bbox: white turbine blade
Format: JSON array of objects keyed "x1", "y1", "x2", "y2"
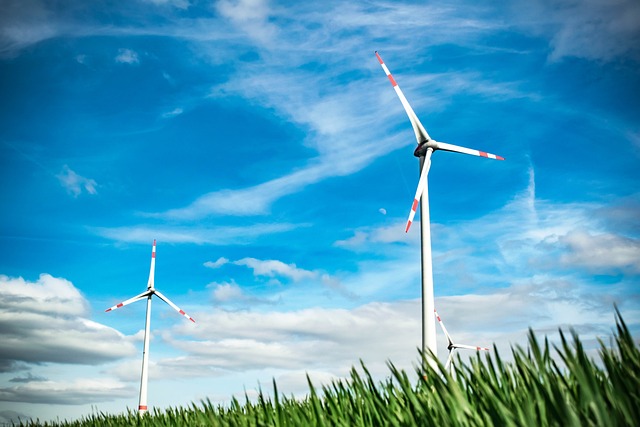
[
  {"x1": 434, "y1": 141, "x2": 504, "y2": 160},
  {"x1": 375, "y1": 51, "x2": 431, "y2": 144},
  {"x1": 147, "y1": 239, "x2": 156, "y2": 289},
  {"x1": 434, "y1": 309, "x2": 455, "y2": 346},
  {"x1": 154, "y1": 290, "x2": 196, "y2": 323},
  {"x1": 405, "y1": 148, "x2": 433, "y2": 233},
  {"x1": 452, "y1": 343, "x2": 490, "y2": 351},
  {"x1": 105, "y1": 290, "x2": 151, "y2": 312},
  {"x1": 444, "y1": 351, "x2": 454, "y2": 372}
]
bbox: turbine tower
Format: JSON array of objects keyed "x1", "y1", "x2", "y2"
[
  {"x1": 435, "y1": 309, "x2": 489, "y2": 375},
  {"x1": 375, "y1": 51, "x2": 503, "y2": 367},
  {"x1": 105, "y1": 240, "x2": 195, "y2": 415}
]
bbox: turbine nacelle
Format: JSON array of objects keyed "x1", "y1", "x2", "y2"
[{"x1": 413, "y1": 140, "x2": 438, "y2": 157}]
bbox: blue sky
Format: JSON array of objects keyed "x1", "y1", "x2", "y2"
[{"x1": 1, "y1": 0, "x2": 639, "y2": 423}]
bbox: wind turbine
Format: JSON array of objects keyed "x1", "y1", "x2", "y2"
[
  {"x1": 105, "y1": 240, "x2": 195, "y2": 415},
  {"x1": 375, "y1": 51, "x2": 503, "y2": 366},
  {"x1": 434, "y1": 309, "x2": 489, "y2": 375}
]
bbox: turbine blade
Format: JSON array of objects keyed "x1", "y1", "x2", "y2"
[
  {"x1": 105, "y1": 290, "x2": 151, "y2": 312},
  {"x1": 154, "y1": 290, "x2": 196, "y2": 323},
  {"x1": 147, "y1": 239, "x2": 156, "y2": 289},
  {"x1": 444, "y1": 351, "x2": 454, "y2": 372},
  {"x1": 452, "y1": 343, "x2": 490, "y2": 351},
  {"x1": 434, "y1": 309, "x2": 455, "y2": 346},
  {"x1": 435, "y1": 141, "x2": 504, "y2": 160},
  {"x1": 405, "y1": 149, "x2": 433, "y2": 233},
  {"x1": 375, "y1": 51, "x2": 431, "y2": 144}
]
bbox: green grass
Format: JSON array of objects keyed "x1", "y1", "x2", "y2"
[{"x1": 24, "y1": 310, "x2": 639, "y2": 426}]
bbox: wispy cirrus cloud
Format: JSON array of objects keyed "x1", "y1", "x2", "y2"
[
  {"x1": 56, "y1": 165, "x2": 97, "y2": 197},
  {"x1": 93, "y1": 222, "x2": 299, "y2": 245},
  {"x1": 509, "y1": 0, "x2": 640, "y2": 62}
]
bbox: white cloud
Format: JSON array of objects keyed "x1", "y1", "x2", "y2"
[
  {"x1": 211, "y1": 282, "x2": 245, "y2": 302},
  {"x1": 216, "y1": 0, "x2": 277, "y2": 43},
  {"x1": 204, "y1": 257, "x2": 229, "y2": 269},
  {"x1": 56, "y1": 165, "x2": 97, "y2": 197},
  {"x1": 556, "y1": 230, "x2": 640, "y2": 274},
  {"x1": 334, "y1": 220, "x2": 413, "y2": 250},
  {"x1": 115, "y1": 48, "x2": 139, "y2": 64},
  {"x1": 161, "y1": 107, "x2": 183, "y2": 118},
  {"x1": 234, "y1": 258, "x2": 317, "y2": 282},
  {"x1": 163, "y1": 280, "x2": 633, "y2": 376},
  {"x1": 141, "y1": 0, "x2": 190, "y2": 9},
  {"x1": 510, "y1": 0, "x2": 640, "y2": 62},
  {"x1": 93, "y1": 222, "x2": 298, "y2": 244},
  {"x1": 0, "y1": 274, "x2": 136, "y2": 369},
  {"x1": 0, "y1": 378, "x2": 132, "y2": 405},
  {"x1": 0, "y1": 0, "x2": 57, "y2": 58}
]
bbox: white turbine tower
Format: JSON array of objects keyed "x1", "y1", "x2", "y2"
[
  {"x1": 375, "y1": 51, "x2": 503, "y2": 367},
  {"x1": 435, "y1": 309, "x2": 489, "y2": 375},
  {"x1": 105, "y1": 240, "x2": 195, "y2": 415}
]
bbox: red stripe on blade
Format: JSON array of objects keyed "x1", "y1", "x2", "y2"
[
  {"x1": 479, "y1": 151, "x2": 488, "y2": 157},
  {"x1": 387, "y1": 74, "x2": 397, "y2": 87}
]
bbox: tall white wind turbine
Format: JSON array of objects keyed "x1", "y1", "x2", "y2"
[
  {"x1": 435, "y1": 309, "x2": 489, "y2": 376},
  {"x1": 375, "y1": 51, "x2": 503, "y2": 367},
  {"x1": 105, "y1": 240, "x2": 195, "y2": 415}
]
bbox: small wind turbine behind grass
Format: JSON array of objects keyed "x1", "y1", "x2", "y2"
[
  {"x1": 105, "y1": 240, "x2": 196, "y2": 415},
  {"x1": 435, "y1": 309, "x2": 489, "y2": 376},
  {"x1": 375, "y1": 51, "x2": 504, "y2": 365}
]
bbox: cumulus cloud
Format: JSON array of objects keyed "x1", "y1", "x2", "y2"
[
  {"x1": 207, "y1": 280, "x2": 278, "y2": 306},
  {"x1": 234, "y1": 258, "x2": 317, "y2": 282},
  {"x1": 9, "y1": 373, "x2": 47, "y2": 383},
  {"x1": 204, "y1": 257, "x2": 230, "y2": 269},
  {"x1": 164, "y1": 280, "x2": 633, "y2": 376},
  {"x1": 115, "y1": 48, "x2": 139, "y2": 64},
  {"x1": 56, "y1": 165, "x2": 97, "y2": 197},
  {"x1": 210, "y1": 282, "x2": 245, "y2": 302},
  {"x1": 204, "y1": 256, "x2": 357, "y2": 299},
  {"x1": 205, "y1": 256, "x2": 322, "y2": 283},
  {"x1": 0, "y1": 274, "x2": 136, "y2": 369},
  {"x1": 0, "y1": 378, "x2": 132, "y2": 405},
  {"x1": 555, "y1": 230, "x2": 640, "y2": 274}
]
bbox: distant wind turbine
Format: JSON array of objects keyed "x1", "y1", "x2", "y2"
[
  {"x1": 375, "y1": 51, "x2": 503, "y2": 366},
  {"x1": 105, "y1": 240, "x2": 195, "y2": 415},
  {"x1": 435, "y1": 309, "x2": 489, "y2": 375}
]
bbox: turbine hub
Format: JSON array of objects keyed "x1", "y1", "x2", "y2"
[{"x1": 413, "y1": 140, "x2": 438, "y2": 157}]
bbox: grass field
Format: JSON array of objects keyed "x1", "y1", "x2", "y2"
[{"x1": 23, "y1": 310, "x2": 639, "y2": 426}]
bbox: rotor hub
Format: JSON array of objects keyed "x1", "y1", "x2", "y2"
[{"x1": 413, "y1": 140, "x2": 437, "y2": 157}]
